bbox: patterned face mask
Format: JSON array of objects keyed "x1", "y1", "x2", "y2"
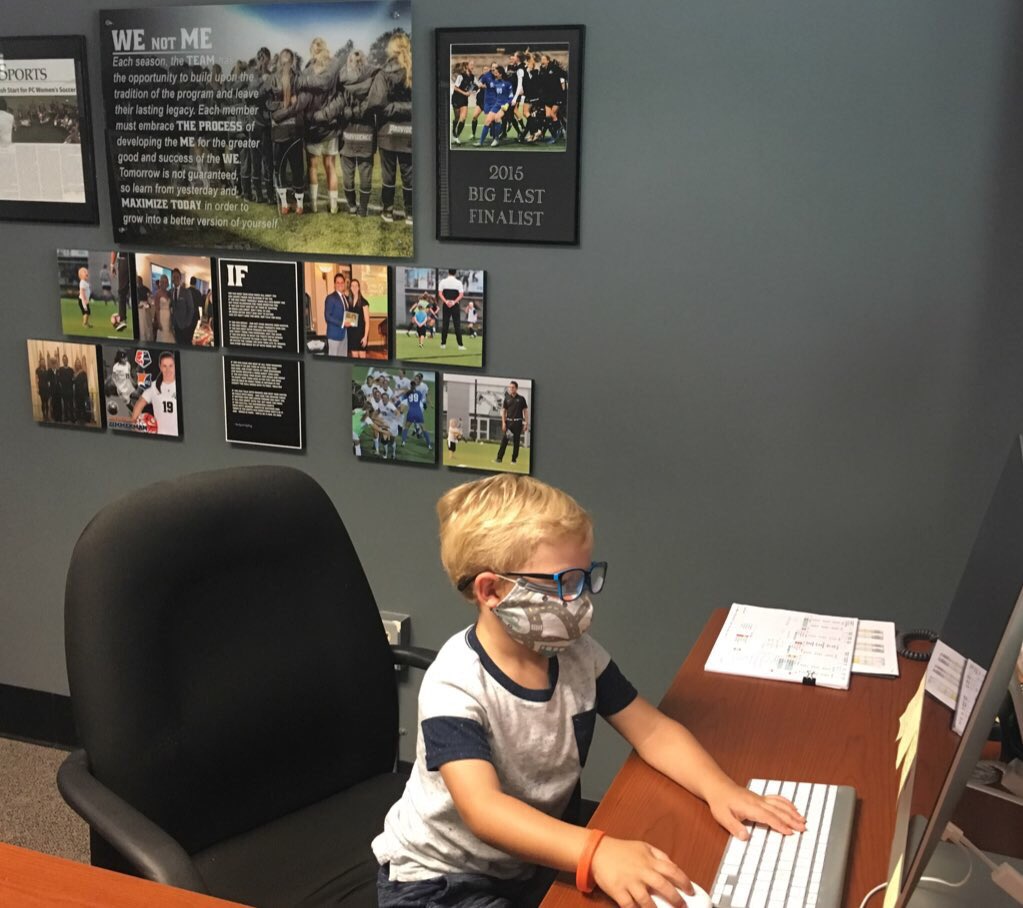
[{"x1": 492, "y1": 579, "x2": 593, "y2": 656}]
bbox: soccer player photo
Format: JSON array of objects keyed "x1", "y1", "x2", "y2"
[
  {"x1": 26, "y1": 338, "x2": 103, "y2": 430},
  {"x1": 436, "y1": 26, "x2": 583, "y2": 244},
  {"x1": 132, "y1": 253, "x2": 217, "y2": 348},
  {"x1": 304, "y1": 261, "x2": 391, "y2": 360},
  {"x1": 352, "y1": 365, "x2": 436, "y2": 465},
  {"x1": 104, "y1": 347, "x2": 183, "y2": 439},
  {"x1": 56, "y1": 249, "x2": 135, "y2": 339},
  {"x1": 394, "y1": 267, "x2": 485, "y2": 368},
  {"x1": 442, "y1": 373, "x2": 533, "y2": 474}
]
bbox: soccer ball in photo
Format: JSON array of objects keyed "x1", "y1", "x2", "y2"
[{"x1": 110, "y1": 314, "x2": 127, "y2": 331}]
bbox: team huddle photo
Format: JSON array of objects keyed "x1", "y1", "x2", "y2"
[
  {"x1": 104, "y1": 347, "x2": 183, "y2": 438},
  {"x1": 56, "y1": 250, "x2": 135, "y2": 340},
  {"x1": 394, "y1": 267, "x2": 484, "y2": 368},
  {"x1": 352, "y1": 365, "x2": 436, "y2": 465},
  {"x1": 442, "y1": 373, "x2": 532, "y2": 474},
  {"x1": 101, "y1": 2, "x2": 414, "y2": 257},
  {"x1": 448, "y1": 43, "x2": 570, "y2": 152}
]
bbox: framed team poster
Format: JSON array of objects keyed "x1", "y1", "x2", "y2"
[
  {"x1": 436, "y1": 25, "x2": 583, "y2": 245},
  {"x1": 99, "y1": 2, "x2": 413, "y2": 257},
  {"x1": 0, "y1": 36, "x2": 100, "y2": 223}
]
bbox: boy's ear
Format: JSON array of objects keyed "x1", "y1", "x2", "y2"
[{"x1": 473, "y1": 572, "x2": 505, "y2": 610}]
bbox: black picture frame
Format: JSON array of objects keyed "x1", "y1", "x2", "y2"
[
  {"x1": 436, "y1": 25, "x2": 583, "y2": 245},
  {"x1": 0, "y1": 36, "x2": 100, "y2": 224}
]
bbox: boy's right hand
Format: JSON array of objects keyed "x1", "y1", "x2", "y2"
[{"x1": 590, "y1": 836, "x2": 692, "y2": 907}]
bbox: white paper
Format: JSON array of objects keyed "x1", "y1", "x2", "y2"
[
  {"x1": 952, "y1": 659, "x2": 987, "y2": 735},
  {"x1": 924, "y1": 640, "x2": 965, "y2": 710},
  {"x1": 0, "y1": 57, "x2": 86, "y2": 203},
  {"x1": 851, "y1": 619, "x2": 900, "y2": 677},
  {"x1": 704, "y1": 603, "x2": 858, "y2": 690}
]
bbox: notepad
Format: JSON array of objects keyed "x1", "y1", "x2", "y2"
[{"x1": 705, "y1": 603, "x2": 859, "y2": 690}]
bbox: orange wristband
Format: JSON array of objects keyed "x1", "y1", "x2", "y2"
[{"x1": 575, "y1": 828, "x2": 606, "y2": 893}]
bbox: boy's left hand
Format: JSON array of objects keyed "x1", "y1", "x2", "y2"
[{"x1": 705, "y1": 781, "x2": 806, "y2": 840}]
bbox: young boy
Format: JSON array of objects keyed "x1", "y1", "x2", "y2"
[{"x1": 372, "y1": 475, "x2": 804, "y2": 907}]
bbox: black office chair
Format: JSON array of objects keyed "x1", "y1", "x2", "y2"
[{"x1": 57, "y1": 465, "x2": 434, "y2": 907}]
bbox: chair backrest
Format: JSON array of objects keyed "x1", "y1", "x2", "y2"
[{"x1": 65, "y1": 466, "x2": 399, "y2": 854}]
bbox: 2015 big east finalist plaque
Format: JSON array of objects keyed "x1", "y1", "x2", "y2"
[{"x1": 436, "y1": 26, "x2": 583, "y2": 245}]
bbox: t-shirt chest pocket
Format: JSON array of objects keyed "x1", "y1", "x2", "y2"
[{"x1": 571, "y1": 708, "x2": 597, "y2": 767}]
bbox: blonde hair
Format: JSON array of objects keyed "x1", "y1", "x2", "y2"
[
  {"x1": 309, "y1": 37, "x2": 331, "y2": 72},
  {"x1": 387, "y1": 32, "x2": 412, "y2": 89},
  {"x1": 437, "y1": 475, "x2": 592, "y2": 601}
]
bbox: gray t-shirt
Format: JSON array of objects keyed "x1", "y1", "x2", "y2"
[{"x1": 371, "y1": 624, "x2": 637, "y2": 882}]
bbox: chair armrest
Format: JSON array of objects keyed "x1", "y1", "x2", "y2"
[
  {"x1": 57, "y1": 749, "x2": 208, "y2": 892},
  {"x1": 390, "y1": 644, "x2": 436, "y2": 671}
]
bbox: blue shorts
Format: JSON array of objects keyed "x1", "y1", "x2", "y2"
[{"x1": 377, "y1": 864, "x2": 554, "y2": 908}]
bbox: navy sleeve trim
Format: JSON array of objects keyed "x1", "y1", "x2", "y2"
[
  {"x1": 595, "y1": 659, "x2": 638, "y2": 718},
  {"x1": 422, "y1": 716, "x2": 492, "y2": 771}
]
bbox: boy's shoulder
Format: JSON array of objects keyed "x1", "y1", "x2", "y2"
[{"x1": 423, "y1": 625, "x2": 481, "y2": 684}]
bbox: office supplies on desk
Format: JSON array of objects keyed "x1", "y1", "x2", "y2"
[
  {"x1": 704, "y1": 604, "x2": 859, "y2": 690},
  {"x1": 852, "y1": 619, "x2": 900, "y2": 677},
  {"x1": 709, "y1": 779, "x2": 856, "y2": 908}
]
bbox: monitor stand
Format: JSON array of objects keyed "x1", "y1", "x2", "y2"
[{"x1": 906, "y1": 829, "x2": 1023, "y2": 906}]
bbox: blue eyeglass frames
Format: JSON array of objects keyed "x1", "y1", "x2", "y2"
[{"x1": 458, "y1": 561, "x2": 608, "y2": 602}]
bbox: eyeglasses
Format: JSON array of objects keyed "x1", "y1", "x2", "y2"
[{"x1": 458, "y1": 561, "x2": 607, "y2": 602}]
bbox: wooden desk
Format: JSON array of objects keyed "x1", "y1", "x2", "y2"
[
  {"x1": 542, "y1": 609, "x2": 927, "y2": 907},
  {"x1": 0, "y1": 842, "x2": 248, "y2": 908}
]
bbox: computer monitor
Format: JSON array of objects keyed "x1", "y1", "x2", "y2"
[{"x1": 891, "y1": 437, "x2": 1023, "y2": 907}]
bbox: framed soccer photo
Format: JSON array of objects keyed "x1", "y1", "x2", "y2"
[
  {"x1": 436, "y1": 26, "x2": 582, "y2": 245},
  {"x1": 0, "y1": 36, "x2": 100, "y2": 224},
  {"x1": 352, "y1": 365, "x2": 436, "y2": 465},
  {"x1": 303, "y1": 261, "x2": 391, "y2": 360},
  {"x1": 442, "y1": 373, "x2": 532, "y2": 474},
  {"x1": 57, "y1": 249, "x2": 136, "y2": 339},
  {"x1": 132, "y1": 252, "x2": 218, "y2": 348},
  {"x1": 394, "y1": 266, "x2": 485, "y2": 368},
  {"x1": 26, "y1": 339, "x2": 104, "y2": 430},
  {"x1": 104, "y1": 347, "x2": 182, "y2": 438}
]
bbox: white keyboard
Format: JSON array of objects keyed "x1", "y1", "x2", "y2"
[{"x1": 709, "y1": 779, "x2": 856, "y2": 908}]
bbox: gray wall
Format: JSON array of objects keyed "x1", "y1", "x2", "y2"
[{"x1": 3, "y1": 0, "x2": 1023, "y2": 797}]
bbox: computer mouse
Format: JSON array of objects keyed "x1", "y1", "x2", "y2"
[{"x1": 650, "y1": 882, "x2": 713, "y2": 908}]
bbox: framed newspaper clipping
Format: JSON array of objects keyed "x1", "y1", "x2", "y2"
[
  {"x1": 0, "y1": 36, "x2": 100, "y2": 223},
  {"x1": 436, "y1": 25, "x2": 583, "y2": 245}
]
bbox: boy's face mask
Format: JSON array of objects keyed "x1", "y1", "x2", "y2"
[{"x1": 492, "y1": 578, "x2": 593, "y2": 656}]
